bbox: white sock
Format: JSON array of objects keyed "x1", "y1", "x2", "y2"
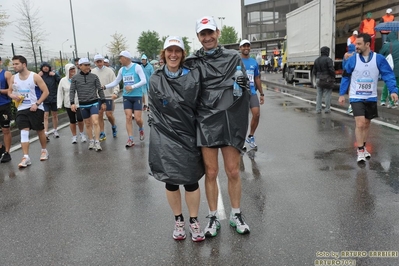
[
  {"x1": 231, "y1": 208, "x2": 240, "y2": 215},
  {"x1": 209, "y1": 210, "x2": 218, "y2": 217}
]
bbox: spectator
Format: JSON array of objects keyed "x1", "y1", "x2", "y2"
[
  {"x1": 379, "y1": 8, "x2": 395, "y2": 45},
  {"x1": 314, "y1": 46, "x2": 335, "y2": 114},
  {"x1": 347, "y1": 30, "x2": 358, "y2": 47},
  {"x1": 359, "y1": 12, "x2": 376, "y2": 51},
  {"x1": 379, "y1": 32, "x2": 399, "y2": 108}
]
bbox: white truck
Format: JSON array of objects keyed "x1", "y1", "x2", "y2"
[{"x1": 282, "y1": 0, "x2": 342, "y2": 87}]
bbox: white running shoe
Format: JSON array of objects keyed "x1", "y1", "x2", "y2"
[
  {"x1": 72, "y1": 136, "x2": 77, "y2": 144},
  {"x1": 229, "y1": 212, "x2": 250, "y2": 234},
  {"x1": 88, "y1": 141, "x2": 95, "y2": 150},
  {"x1": 189, "y1": 219, "x2": 205, "y2": 242},
  {"x1": 204, "y1": 215, "x2": 220, "y2": 237},
  {"x1": 40, "y1": 150, "x2": 49, "y2": 161},
  {"x1": 18, "y1": 157, "x2": 32, "y2": 168},
  {"x1": 173, "y1": 218, "x2": 186, "y2": 240},
  {"x1": 94, "y1": 142, "x2": 102, "y2": 152},
  {"x1": 357, "y1": 149, "x2": 366, "y2": 162},
  {"x1": 364, "y1": 147, "x2": 371, "y2": 159},
  {"x1": 53, "y1": 130, "x2": 60, "y2": 138},
  {"x1": 80, "y1": 133, "x2": 87, "y2": 143}
]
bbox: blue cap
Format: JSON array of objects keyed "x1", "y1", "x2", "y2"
[{"x1": 141, "y1": 54, "x2": 147, "y2": 60}]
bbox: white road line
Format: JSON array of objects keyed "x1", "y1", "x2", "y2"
[
  {"x1": 280, "y1": 91, "x2": 399, "y2": 130},
  {"x1": 216, "y1": 177, "x2": 227, "y2": 220}
]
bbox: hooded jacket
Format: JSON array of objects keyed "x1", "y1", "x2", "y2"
[
  {"x1": 313, "y1": 46, "x2": 335, "y2": 80},
  {"x1": 379, "y1": 32, "x2": 399, "y2": 77},
  {"x1": 40, "y1": 62, "x2": 61, "y2": 103},
  {"x1": 57, "y1": 63, "x2": 79, "y2": 108}
]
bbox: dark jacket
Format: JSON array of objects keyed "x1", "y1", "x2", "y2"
[
  {"x1": 379, "y1": 32, "x2": 399, "y2": 78},
  {"x1": 185, "y1": 46, "x2": 250, "y2": 152},
  {"x1": 313, "y1": 46, "x2": 335, "y2": 80},
  {"x1": 40, "y1": 62, "x2": 61, "y2": 103},
  {"x1": 70, "y1": 71, "x2": 105, "y2": 106}
]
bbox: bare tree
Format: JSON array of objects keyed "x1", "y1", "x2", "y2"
[
  {"x1": 108, "y1": 32, "x2": 128, "y2": 58},
  {"x1": 15, "y1": 0, "x2": 46, "y2": 72},
  {"x1": 0, "y1": 5, "x2": 10, "y2": 42}
]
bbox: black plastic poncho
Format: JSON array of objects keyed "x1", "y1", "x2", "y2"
[
  {"x1": 185, "y1": 46, "x2": 250, "y2": 152},
  {"x1": 148, "y1": 67, "x2": 204, "y2": 185}
]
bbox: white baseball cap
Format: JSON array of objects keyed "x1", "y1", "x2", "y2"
[
  {"x1": 104, "y1": 59, "x2": 109, "y2": 63},
  {"x1": 164, "y1": 36, "x2": 185, "y2": 50},
  {"x1": 196, "y1": 16, "x2": 218, "y2": 33},
  {"x1": 387, "y1": 8, "x2": 393, "y2": 14},
  {"x1": 119, "y1": 51, "x2": 132, "y2": 59},
  {"x1": 94, "y1": 54, "x2": 104, "y2": 62},
  {"x1": 78, "y1": 58, "x2": 90, "y2": 65},
  {"x1": 353, "y1": 30, "x2": 358, "y2": 35},
  {"x1": 239, "y1": 39, "x2": 251, "y2": 47}
]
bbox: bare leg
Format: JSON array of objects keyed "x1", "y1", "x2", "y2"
[
  {"x1": 249, "y1": 107, "x2": 260, "y2": 135},
  {"x1": 44, "y1": 111, "x2": 49, "y2": 133},
  {"x1": 52, "y1": 112, "x2": 58, "y2": 130},
  {"x1": 221, "y1": 146, "x2": 241, "y2": 209},
  {"x1": 124, "y1": 109, "x2": 133, "y2": 137},
  {"x1": 166, "y1": 189, "x2": 182, "y2": 216},
  {"x1": 185, "y1": 188, "x2": 201, "y2": 218},
  {"x1": 91, "y1": 114, "x2": 100, "y2": 141},
  {"x1": 202, "y1": 147, "x2": 219, "y2": 212},
  {"x1": 2, "y1": 127, "x2": 11, "y2": 152}
]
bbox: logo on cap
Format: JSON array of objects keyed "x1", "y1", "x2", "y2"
[{"x1": 201, "y1": 18, "x2": 210, "y2": 24}]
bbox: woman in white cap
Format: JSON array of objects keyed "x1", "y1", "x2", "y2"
[{"x1": 148, "y1": 36, "x2": 205, "y2": 242}]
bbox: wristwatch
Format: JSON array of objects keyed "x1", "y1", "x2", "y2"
[
  {"x1": 35, "y1": 102, "x2": 40, "y2": 106},
  {"x1": 260, "y1": 93, "x2": 265, "y2": 96}
]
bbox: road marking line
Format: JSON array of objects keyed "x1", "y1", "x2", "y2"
[
  {"x1": 280, "y1": 91, "x2": 399, "y2": 130},
  {"x1": 216, "y1": 177, "x2": 227, "y2": 220}
]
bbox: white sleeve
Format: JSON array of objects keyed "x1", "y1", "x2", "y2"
[
  {"x1": 133, "y1": 64, "x2": 147, "y2": 89},
  {"x1": 105, "y1": 68, "x2": 123, "y2": 89},
  {"x1": 347, "y1": 38, "x2": 351, "y2": 47}
]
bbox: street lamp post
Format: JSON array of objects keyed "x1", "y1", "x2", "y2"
[
  {"x1": 69, "y1": 0, "x2": 78, "y2": 58},
  {"x1": 218, "y1": 17, "x2": 225, "y2": 29}
]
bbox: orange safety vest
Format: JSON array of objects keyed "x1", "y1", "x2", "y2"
[
  {"x1": 362, "y1": 19, "x2": 375, "y2": 35},
  {"x1": 349, "y1": 36, "x2": 356, "y2": 45},
  {"x1": 381, "y1": 14, "x2": 394, "y2": 34}
]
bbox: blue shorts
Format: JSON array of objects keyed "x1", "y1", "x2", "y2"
[
  {"x1": 98, "y1": 99, "x2": 114, "y2": 111},
  {"x1": 43, "y1": 102, "x2": 58, "y2": 112},
  {"x1": 80, "y1": 103, "x2": 99, "y2": 119},
  {"x1": 123, "y1": 96, "x2": 142, "y2": 111}
]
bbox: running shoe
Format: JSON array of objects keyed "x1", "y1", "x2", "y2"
[
  {"x1": 229, "y1": 212, "x2": 250, "y2": 234},
  {"x1": 126, "y1": 138, "x2": 135, "y2": 147},
  {"x1": 364, "y1": 147, "x2": 371, "y2": 159},
  {"x1": 357, "y1": 149, "x2": 366, "y2": 162},
  {"x1": 245, "y1": 136, "x2": 257, "y2": 149},
  {"x1": 112, "y1": 125, "x2": 118, "y2": 138},
  {"x1": 204, "y1": 215, "x2": 220, "y2": 237},
  {"x1": 173, "y1": 218, "x2": 186, "y2": 240},
  {"x1": 94, "y1": 142, "x2": 102, "y2": 152},
  {"x1": 80, "y1": 133, "x2": 87, "y2": 143},
  {"x1": 0, "y1": 152, "x2": 11, "y2": 163},
  {"x1": 346, "y1": 105, "x2": 353, "y2": 114},
  {"x1": 99, "y1": 132, "x2": 106, "y2": 142},
  {"x1": 18, "y1": 157, "x2": 32, "y2": 168},
  {"x1": 0, "y1": 145, "x2": 4, "y2": 155},
  {"x1": 139, "y1": 129, "x2": 145, "y2": 141},
  {"x1": 40, "y1": 150, "x2": 49, "y2": 161},
  {"x1": 88, "y1": 140, "x2": 95, "y2": 150},
  {"x1": 189, "y1": 220, "x2": 205, "y2": 242},
  {"x1": 46, "y1": 135, "x2": 50, "y2": 142},
  {"x1": 143, "y1": 105, "x2": 148, "y2": 111},
  {"x1": 380, "y1": 102, "x2": 386, "y2": 106},
  {"x1": 72, "y1": 136, "x2": 77, "y2": 144},
  {"x1": 53, "y1": 130, "x2": 60, "y2": 138}
]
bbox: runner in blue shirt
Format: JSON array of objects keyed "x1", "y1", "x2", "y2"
[{"x1": 239, "y1": 39, "x2": 265, "y2": 150}]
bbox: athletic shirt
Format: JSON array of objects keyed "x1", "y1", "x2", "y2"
[
  {"x1": 349, "y1": 53, "x2": 378, "y2": 99},
  {"x1": 0, "y1": 70, "x2": 11, "y2": 105},
  {"x1": 13, "y1": 72, "x2": 43, "y2": 111},
  {"x1": 241, "y1": 57, "x2": 259, "y2": 95},
  {"x1": 121, "y1": 63, "x2": 143, "y2": 97}
]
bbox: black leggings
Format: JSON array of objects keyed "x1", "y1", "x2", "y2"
[
  {"x1": 165, "y1": 182, "x2": 199, "y2": 192},
  {"x1": 66, "y1": 107, "x2": 83, "y2": 124}
]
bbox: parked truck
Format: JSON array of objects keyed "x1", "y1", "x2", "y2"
[{"x1": 282, "y1": 0, "x2": 341, "y2": 88}]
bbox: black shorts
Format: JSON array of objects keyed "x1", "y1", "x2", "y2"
[
  {"x1": 0, "y1": 103, "x2": 12, "y2": 128},
  {"x1": 16, "y1": 108, "x2": 45, "y2": 130},
  {"x1": 43, "y1": 102, "x2": 58, "y2": 112},
  {"x1": 351, "y1": 101, "x2": 378, "y2": 120}
]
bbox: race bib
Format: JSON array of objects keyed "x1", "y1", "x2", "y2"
[
  {"x1": 123, "y1": 75, "x2": 134, "y2": 86},
  {"x1": 356, "y1": 78, "x2": 373, "y2": 96}
]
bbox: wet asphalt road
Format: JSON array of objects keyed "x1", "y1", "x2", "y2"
[{"x1": 1, "y1": 86, "x2": 399, "y2": 266}]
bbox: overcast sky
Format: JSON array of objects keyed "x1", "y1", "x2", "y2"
[{"x1": 0, "y1": 0, "x2": 242, "y2": 60}]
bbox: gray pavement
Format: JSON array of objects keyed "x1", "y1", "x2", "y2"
[{"x1": 1, "y1": 90, "x2": 399, "y2": 265}]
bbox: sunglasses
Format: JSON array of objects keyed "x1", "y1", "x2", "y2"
[{"x1": 83, "y1": 64, "x2": 90, "y2": 66}]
